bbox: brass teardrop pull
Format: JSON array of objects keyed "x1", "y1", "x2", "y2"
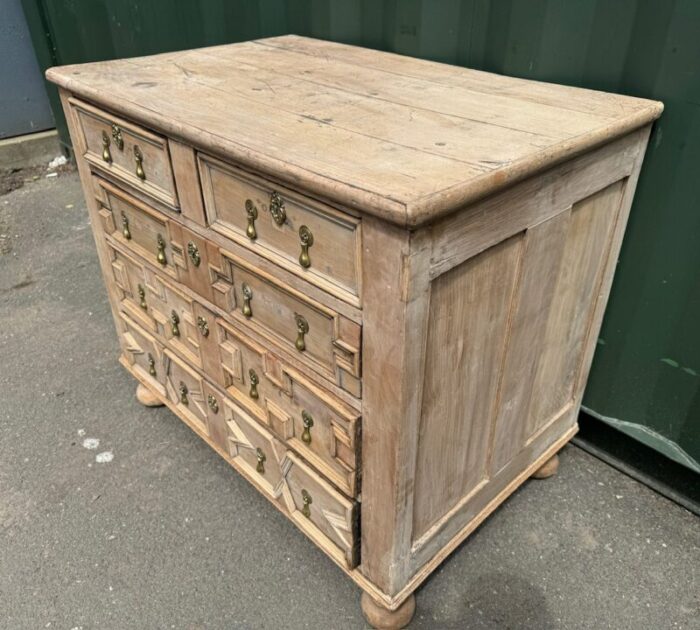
[
  {"x1": 241, "y1": 283, "x2": 253, "y2": 318},
  {"x1": 147, "y1": 353, "x2": 156, "y2": 377},
  {"x1": 269, "y1": 191, "x2": 286, "y2": 225},
  {"x1": 207, "y1": 394, "x2": 219, "y2": 414},
  {"x1": 179, "y1": 381, "x2": 189, "y2": 405},
  {"x1": 121, "y1": 211, "x2": 131, "y2": 240},
  {"x1": 111, "y1": 123, "x2": 124, "y2": 150},
  {"x1": 298, "y1": 225, "x2": 313, "y2": 268},
  {"x1": 245, "y1": 199, "x2": 258, "y2": 240},
  {"x1": 294, "y1": 314, "x2": 309, "y2": 352},
  {"x1": 256, "y1": 447, "x2": 266, "y2": 474},
  {"x1": 156, "y1": 234, "x2": 167, "y2": 266},
  {"x1": 187, "y1": 241, "x2": 201, "y2": 267},
  {"x1": 101, "y1": 130, "x2": 112, "y2": 163},
  {"x1": 301, "y1": 410, "x2": 314, "y2": 444},
  {"x1": 248, "y1": 368, "x2": 259, "y2": 399},
  {"x1": 137, "y1": 283, "x2": 147, "y2": 311},
  {"x1": 170, "y1": 310, "x2": 180, "y2": 337},
  {"x1": 301, "y1": 489, "x2": 312, "y2": 518},
  {"x1": 196, "y1": 315, "x2": 209, "y2": 337},
  {"x1": 134, "y1": 145, "x2": 146, "y2": 180}
]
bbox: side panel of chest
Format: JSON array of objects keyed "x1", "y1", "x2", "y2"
[{"x1": 358, "y1": 127, "x2": 652, "y2": 598}]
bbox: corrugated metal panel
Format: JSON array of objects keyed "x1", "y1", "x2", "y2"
[
  {"x1": 21, "y1": 0, "x2": 700, "y2": 470},
  {"x1": 0, "y1": 0, "x2": 53, "y2": 138}
]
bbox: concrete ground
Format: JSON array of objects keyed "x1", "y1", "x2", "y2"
[{"x1": 0, "y1": 169, "x2": 698, "y2": 630}]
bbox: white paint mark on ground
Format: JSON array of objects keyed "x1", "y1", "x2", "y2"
[
  {"x1": 77, "y1": 429, "x2": 85, "y2": 437},
  {"x1": 82, "y1": 437, "x2": 99, "y2": 450},
  {"x1": 96, "y1": 451, "x2": 113, "y2": 464}
]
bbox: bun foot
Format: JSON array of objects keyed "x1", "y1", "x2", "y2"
[
  {"x1": 361, "y1": 592, "x2": 416, "y2": 629},
  {"x1": 136, "y1": 383, "x2": 164, "y2": 407},
  {"x1": 531, "y1": 453, "x2": 560, "y2": 479}
]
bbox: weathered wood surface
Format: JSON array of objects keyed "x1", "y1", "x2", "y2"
[{"x1": 47, "y1": 35, "x2": 662, "y2": 226}]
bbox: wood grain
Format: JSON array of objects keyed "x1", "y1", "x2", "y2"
[
  {"x1": 526, "y1": 181, "x2": 624, "y2": 437},
  {"x1": 488, "y1": 211, "x2": 572, "y2": 475},
  {"x1": 412, "y1": 234, "x2": 522, "y2": 540},
  {"x1": 169, "y1": 139, "x2": 206, "y2": 224}
]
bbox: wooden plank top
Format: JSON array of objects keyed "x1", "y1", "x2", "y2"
[{"x1": 47, "y1": 35, "x2": 663, "y2": 227}]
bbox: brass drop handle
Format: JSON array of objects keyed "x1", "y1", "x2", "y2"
[
  {"x1": 101, "y1": 130, "x2": 112, "y2": 163},
  {"x1": 269, "y1": 191, "x2": 286, "y2": 225},
  {"x1": 248, "y1": 368, "x2": 260, "y2": 400},
  {"x1": 245, "y1": 199, "x2": 258, "y2": 240},
  {"x1": 197, "y1": 315, "x2": 209, "y2": 337},
  {"x1": 256, "y1": 447, "x2": 266, "y2": 474},
  {"x1": 241, "y1": 283, "x2": 253, "y2": 318},
  {"x1": 134, "y1": 145, "x2": 146, "y2": 180},
  {"x1": 207, "y1": 394, "x2": 219, "y2": 414},
  {"x1": 170, "y1": 310, "x2": 180, "y2": 337},
  {"x1": 111, "y1": 123, "x2": 124, "y2": 150},
  {"x1": 121, "y1": 211, "x2": 131, "y2": 240},
  {"x1": 301, "y1": 410, "x2": 314, "y2": 444},
  {"x1": 147, "y1": 352, "x2": 157, "y2": 377},
  {"x1": 301, "y1": 489, "x2": 312, "y2": 518},
  {"x1": 294, "y1": 314, "x2": 309, "y2": 352},
  {"x1": 179, "y1": 381, "x2": 189, "y2": 405},
  {"x1": 187, "y1": 241, "x2": 201, "y2": 267},
  {"x1": 298, "y1": 225, "x2": 313, "y2": 268},
  {"x1": 137, "y1": 283, "x2": 147, "y2": 310},
  {"x1": 156, "y1": 233, "x2": 167, "y2": 266}
]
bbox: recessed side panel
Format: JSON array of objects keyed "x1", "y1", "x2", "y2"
[
  {"x1": 411, "y1": 234, "x2": 523, "y2": 542},
  {"x1": 410, "y1": 178, "x2": 627, "y2": 554},
  {"x1": 488, "y1": 210, "x2": 573, "y2": 475},
  {"x1": 526, "y1": 181, "x2": 625, "y2": 439}
]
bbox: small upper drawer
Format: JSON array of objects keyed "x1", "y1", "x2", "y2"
[
  {"x1": 198, "y1": 154, "x2": 362, "y2": 306},
  {"x1": 70, "y1": 98, "x2": 178, "y2": 208}
]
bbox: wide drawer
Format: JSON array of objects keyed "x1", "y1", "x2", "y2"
[
  {"x1": 94, "y1": 177, "x2": 224, "y2": 305},
  {"x1": 217, "y1": 394, "x2": 360, "y2": 569},
  {"x1": 212, "y1": 249, "x2": 362, "y2": 397},
  {"x1": 198, "y1": 153, "x2": 362, "y2": 306},
  {"x1": 201, "y1": 316, "x2": 361, "y2": 497},
  {"x1": 116, "y1": 315, "x2": 359, "y2": 570},
  {"x1": 71, "y1": 98, "x2": 178, "y2": 208}
]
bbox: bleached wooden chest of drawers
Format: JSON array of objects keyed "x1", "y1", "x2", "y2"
[{"x1": 47, "y1": 35, "x2": 662, "y2": 628}]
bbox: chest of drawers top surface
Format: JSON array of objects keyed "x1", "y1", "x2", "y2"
[{"x1": 47, "y1": 34, "x2": 661, "y2": 226}]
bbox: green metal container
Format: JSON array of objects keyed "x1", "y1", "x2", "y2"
[{"x1": 22, "y1": 0, "x2": 699, "y2": 471}]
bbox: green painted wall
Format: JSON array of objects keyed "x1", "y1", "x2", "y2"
[{"x1": 22, "y1": 0, "x2": 700, "y2": 471}]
